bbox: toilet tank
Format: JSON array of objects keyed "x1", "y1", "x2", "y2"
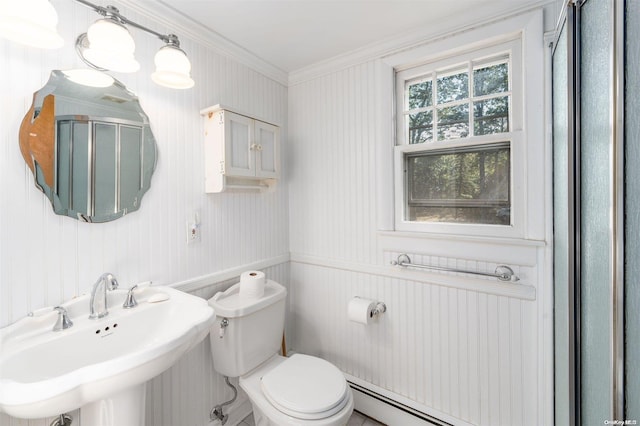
[{"x1": 208, "y1": 280, "x2": 287, "y2": 377}]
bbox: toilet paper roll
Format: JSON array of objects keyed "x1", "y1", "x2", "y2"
[
  {"x1": 348, "y1": 297, "x2": 376, "y2": 325},
  {"x1": 239, "y1": 270, "x2": 266, "y2": 299}
]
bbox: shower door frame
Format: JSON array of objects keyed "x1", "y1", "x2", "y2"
[{"x1": 552, "y1": 0, "x2": 626, "y2": 424}]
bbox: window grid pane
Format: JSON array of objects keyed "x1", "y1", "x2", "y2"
[
  {"x1": 436, "y1": 104, "x2": 469, "y2": 140},
  {"x1": 473, "y1": 96, "x2": 510, "y2": 135},
  {"x1": 408, "y1": 79, "x2": 433, "y2": 109},
  {"x1": 436, "y1": 70, "x2": 469, "y2": 104},
  {"x1": 408, "y1": 111, "x2": 433, "y2": 144},
  {"x1": 402, "y1": 56, "x2": 511, "y2": 144},
  {"x1": 473, "y1": 62, "x2": 509, "y2": 97}
]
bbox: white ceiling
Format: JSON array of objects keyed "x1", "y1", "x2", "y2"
[{"x1": 155, "y1": 0, "x2": 539, "y2": 73}]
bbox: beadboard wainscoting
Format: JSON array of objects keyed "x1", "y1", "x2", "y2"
[
  {"x1": 288, "y1": 255, "x2": 546, "y2": 426},
  {"x1": 0, "y1": 0, "x2": 288, "y2": 424}
]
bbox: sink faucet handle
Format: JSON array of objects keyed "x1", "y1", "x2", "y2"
[
  {"x1": 53, "y1": 306, "x2": 73, "y2": 331},
  {"x1": 123, "y1": 284, "x2": 138, "y2": 309}
]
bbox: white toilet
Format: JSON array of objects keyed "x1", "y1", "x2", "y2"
[{"x1": 208, "y1": 280, "x2": 354, "y2": 426}]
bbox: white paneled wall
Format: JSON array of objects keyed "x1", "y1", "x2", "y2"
[
  {"x1": 288, "y1": 61, "x2": 378, "y2": 265},
  {"x1": 287, "y1": 36, "x2": 551, "y2": 425},
  {"x1": 0, "y1": 0, "x2": 287, "y2": 424},
  {"x1": 288, "y1": 261, "x2": 541, "y2": 426}
]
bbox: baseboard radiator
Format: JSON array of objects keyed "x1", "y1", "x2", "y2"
[{"x1": 345, "y1": 374, "x2": 469, "y2": 426}]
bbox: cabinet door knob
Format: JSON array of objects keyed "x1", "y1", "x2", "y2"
[
  {"x1": 256, "y1": 144, "x2": 263, "y2": 151},
  {"x1": 250, "y1": 143, "x2": 258, "y2": 150}
]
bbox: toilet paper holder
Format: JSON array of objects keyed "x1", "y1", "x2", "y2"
[
  {"x1": 354, "y1": 296, "x2": 387, "y2": 318},
  {"x1": 348, "y1": 297, "x2": 388, "y2": 324},
  {"x1": 371, "y1": 301, "x2": 387, "y2": 318}
]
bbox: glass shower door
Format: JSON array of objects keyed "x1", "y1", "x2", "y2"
[
  {"x1": 579, "y1": 0, "x2": 614, "y2": 423},
  {"x1": 553, "y1": 0, "x2": 629, "y2": 423}
]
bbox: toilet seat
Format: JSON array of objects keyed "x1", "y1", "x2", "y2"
[{"x1": 260, "y1": 354, "x2": 350, "y2": 420}]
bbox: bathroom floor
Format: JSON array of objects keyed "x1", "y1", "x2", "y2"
[{"x1": 240, "y1": 411, "x2": 386, "y2": 426}]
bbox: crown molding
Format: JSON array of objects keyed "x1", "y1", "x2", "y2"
[
  {"x1": 114, "y1": 0, "x2": 289, "y2": 86},
  {"x1": 288, "y1": 0, "x2": 554, "y2": 86},
  {"x1": 110, "y1": 0, "x2": 553, "y2": 88}
]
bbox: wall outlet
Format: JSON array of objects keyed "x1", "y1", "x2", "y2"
[
  {"x1": 187, "y1": 221, "x2": 200, "y2": 244},
  {"x1": 186, "y1": 212, "x2": 201, "y2": 244}
]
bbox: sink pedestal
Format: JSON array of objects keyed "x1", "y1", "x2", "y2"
[{"x1": 80, "y1": 384, "x2": 146, "y2": 426}]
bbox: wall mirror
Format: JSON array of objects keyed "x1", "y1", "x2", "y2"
[{"x1": 19, "y1": 70, "x2": 157, "y2": 223}]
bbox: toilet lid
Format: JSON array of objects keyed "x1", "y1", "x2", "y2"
[{"x1": 261, "y1": 354, "x2": 349, "y2": 420}]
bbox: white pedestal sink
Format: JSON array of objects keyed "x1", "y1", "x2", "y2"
[
  {"x1": 0, "y1": 285, "x2": 215, "y2": 424},
  {"x1": 80, "y1": 384, "x2": 146, "y2": 425}
]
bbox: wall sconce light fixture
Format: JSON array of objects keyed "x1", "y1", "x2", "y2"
[
  {"x1": 74, "y1": 1, "x2": 194, "y2": 89},
  {"x1": 78, "y1": 7, "x2": 140, "y2": 73},
  {"x1": 0, "y1": 0, "x2": 64, "y2": 49},
  {"x1": 0, "y1": 0, "x2": 195, "y2": 89},
  {"x1": 151, "y1": 35, "x2": 195, "y2": 89}
]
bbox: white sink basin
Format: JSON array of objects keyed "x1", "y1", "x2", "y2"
[{"x1": 0, "y1": 285, "x2": 215, "y2": 419}]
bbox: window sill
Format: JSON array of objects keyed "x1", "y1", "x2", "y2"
[
  {"x1": 379, "y1": 230, "x2": 545, "y2": 246},
  {"x1": 378, "y1": 230, "x2": 546, "y2": 267}
]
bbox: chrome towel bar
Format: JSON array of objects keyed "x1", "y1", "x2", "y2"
[{"x1": 391, "y1": 253, "x2": 519, "y2": 282}]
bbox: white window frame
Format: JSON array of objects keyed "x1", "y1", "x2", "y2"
[
  {"x1": 375, "y1": 10, "x2": 545, "y2": 242},
  {"x1": 394, "y1": 38, "x2": 524, "y2": 237}
]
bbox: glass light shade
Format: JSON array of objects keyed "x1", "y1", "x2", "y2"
[
  {"x1": 62, "y1": 69, "x2": 114, "y2": 88},
  {"x1": 0, "y1": 0, "x2": 63, "y2": 49},
  {"x1": 84, "y1": 18, "x2": 139, "y2": 73},
  {"x1": 151, "y1": 45, "x2": 195, "y2": 89}
]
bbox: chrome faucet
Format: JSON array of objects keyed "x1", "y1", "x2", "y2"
[
  {"x1": 122, "y1": 284, "x2": 138, "y2": 309},
  {"x1": 89, "y1": 272, "x2": 119, "y2": 319},
  {"x1": 53, "y1": 306, "x2": 73, "y2": 331}
]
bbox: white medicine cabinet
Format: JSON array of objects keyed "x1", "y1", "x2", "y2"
[{"x1": 200, "y1": 105, "x2": 279, "y2": 192}]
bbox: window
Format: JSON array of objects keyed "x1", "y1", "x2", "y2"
[
  {"x1": 405, "y1": 57, "x2": 510, "y2": 144},
  {"x1": 395, "y1": 39, "x2": 523, "y2": 234},
  {"x1": 406, "y1": 143, "x2": 511, "y2": 225}
]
